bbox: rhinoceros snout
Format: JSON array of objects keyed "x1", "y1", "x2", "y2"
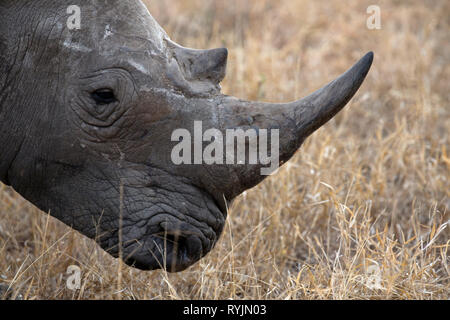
[{"x1": 124, "y1": 227, "x2": 207, "y2": 272}]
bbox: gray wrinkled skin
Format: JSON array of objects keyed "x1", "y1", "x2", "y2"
[{"x1": 0, "y1": 0, "x2": 373, "y2": 272}]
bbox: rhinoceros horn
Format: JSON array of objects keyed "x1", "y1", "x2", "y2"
[{"x1": 209, "y1": 51, "x2": 373, "y2": 198}]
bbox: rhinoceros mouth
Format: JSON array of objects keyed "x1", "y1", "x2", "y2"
[
  {"x1": 123, "y1": 228, "x2": 208, "y2": 272},
  {"x1": 104, "y1": 171, "x2": 225, "y2": 272}
]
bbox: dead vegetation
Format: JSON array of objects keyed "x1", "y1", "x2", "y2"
[{"x1": 0, "y1": 0, "x2": 448, "y2": 299}]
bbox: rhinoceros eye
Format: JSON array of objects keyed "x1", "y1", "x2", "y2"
[{"x1": 91, "y1": 88, "x2": 117, "y2": 105}]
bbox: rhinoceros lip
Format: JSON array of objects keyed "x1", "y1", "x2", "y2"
[{"x1": 124, "y1": 231, "x2": 204, "y2": 272}]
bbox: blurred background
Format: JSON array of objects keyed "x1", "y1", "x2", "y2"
[{"x1": 0, "y1": 0, "x2": 448, "y2": 299}]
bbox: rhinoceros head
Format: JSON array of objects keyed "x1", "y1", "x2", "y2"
[{"x1": 0, "y1": 0, "x2": 373, "y2": 271}]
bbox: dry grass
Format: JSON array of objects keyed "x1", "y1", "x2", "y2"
[{"x1": 0, "y1": 0, "x2": 449, "y2": 300}]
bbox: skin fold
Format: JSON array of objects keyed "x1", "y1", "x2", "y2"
[{"x1": 0, "y1": 0, "x2": 373, "y2": 272}]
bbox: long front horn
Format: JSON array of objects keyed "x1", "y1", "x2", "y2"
[{"x1": 215, "y1": 52, "x2": 373, "y2": 197}]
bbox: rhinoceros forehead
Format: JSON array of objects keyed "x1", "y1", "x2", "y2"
[
  {"x1": 63, "y1": 0, "x2": 168, "y2": 55},
  {"x1": 101, "y1": 0, "x2": 168, "y2": 51}
]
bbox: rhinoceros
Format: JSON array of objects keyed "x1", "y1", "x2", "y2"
[{"x1": 0, "y1": 0, "x2": 373, "y2": 272}]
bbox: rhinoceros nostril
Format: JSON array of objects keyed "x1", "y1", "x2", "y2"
[
  {"x1": 163, "y1": 232, "x2": 186, "y2": 254},
  {"x1": 157, "y1": 230, "x2": 203, "y2": 262}
]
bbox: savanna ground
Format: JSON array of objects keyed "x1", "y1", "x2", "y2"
[{"x1": 0, "y1": 0, "x2": 449, "y2": 300}]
